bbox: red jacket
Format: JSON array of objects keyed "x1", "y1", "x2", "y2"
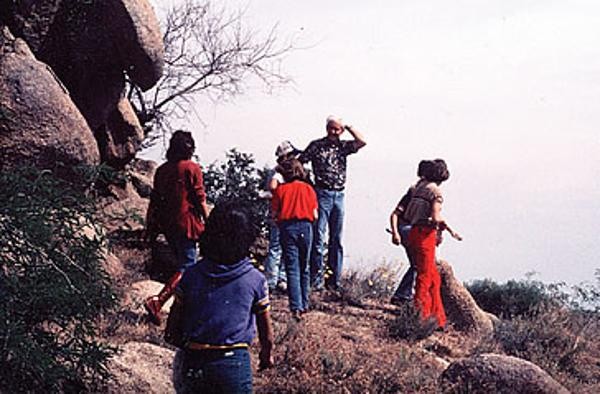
[
  {"x1": 272, "y1": 180, "x2": 318, "y2": 222},
  {"x1": 148, "y1": 160, "x2": 206, "y2": 240}
]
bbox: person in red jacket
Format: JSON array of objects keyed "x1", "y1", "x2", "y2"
[
  {"x1": 271, "y1": 159, "x2": 318, "y2": 320},
  {"x1": 144, "y1": 130, "x2": 210, "y2": 325}
]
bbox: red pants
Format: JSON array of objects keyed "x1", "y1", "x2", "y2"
[{"x1": 408, "y1": 226, "x2": 446, "y2": 328}]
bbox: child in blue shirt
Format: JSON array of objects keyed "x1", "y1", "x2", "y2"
[{"x1": 166, "y1": 202, "x2": 274, "y2": 393}]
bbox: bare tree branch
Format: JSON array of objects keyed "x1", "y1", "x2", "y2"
[{"x1": 129, "y1": 0, "x2": 297, "y2": 145}]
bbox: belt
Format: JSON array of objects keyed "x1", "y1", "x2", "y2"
[{"x1": 186, "y1": 342, "x2": 248, "y2": 351}]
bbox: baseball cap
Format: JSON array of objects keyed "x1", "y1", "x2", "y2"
[{"x1": 275, "y1": 140, "x2": 300, "y2": 158}]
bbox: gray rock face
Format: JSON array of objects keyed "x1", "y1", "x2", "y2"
[
  {"x1": 0, "y1": 27, "x2": 100, "y2": 169},
  {"x1": 107, "y1": 341, "x2": 175, "y2": 393},
  {"x1": 0, "y1": 0, "x2": 164, "y2": 167},
  {"x1": 438, "y1": 260, "x2": 496, "y2": 335},
  {"x1": 440, "y1": 353, "x2": 570, "y2": 394},
  {"x1": 97, "y1": 96, "x2": 145, "y2": 168}
]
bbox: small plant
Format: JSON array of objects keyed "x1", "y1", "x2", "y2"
[
  {"x1": 339, "y1": 264, "x2": 399, "y2": 306},
  {"x1": 387, "y1": 303, "x2": 438, "y2": 341}
]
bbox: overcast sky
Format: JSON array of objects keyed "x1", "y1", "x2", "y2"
[{"x1": 146, "y1": 0, "x2": 600, "y2": 285}]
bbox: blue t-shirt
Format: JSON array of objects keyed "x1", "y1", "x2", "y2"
[{"x1": 177, "y1": 257, "x2": 270, "y2": 346}]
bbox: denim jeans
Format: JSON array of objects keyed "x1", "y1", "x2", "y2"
[
  {"x1": 311, "y1": 188, "x2": 345, "y2": 289},
  {"x1": 180, "y1": 348, "x2": 252, "y2": 394},
  {"x1": 166, "y1": 234, "x2": 198, "y2": 272},
  {"x1": 280, "y1": 220, "x2": 312, "y2": 312},
  {"x1": 264, "y1": 221, "x2": 286, "y2": 289},
  {"x1": 392, "y1": 225, "x2": 416, "y2": 300}
]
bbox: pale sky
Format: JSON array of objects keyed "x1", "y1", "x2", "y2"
[{"x1": 146, "y1": 0, "x2": 600, "y2": 285}]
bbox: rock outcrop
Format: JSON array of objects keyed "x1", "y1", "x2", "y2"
[
  {"x1": 438, "y1": 260, "x2": 497, "y2": 335},
  {"x1": 107, "y1": 341, "x2": 176, "y2": 393},
  {"x1": 0, "y1": 0, "x2": 164, "y2": 168},
  {"x1": 0, "y1": 27, "x2": 99, "y2": 170},
  {"x1": 440, "y1": 353, "x2": 570, "y2": 394}
]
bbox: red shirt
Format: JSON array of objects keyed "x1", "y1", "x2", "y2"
[
  {"x1": 272, "y1": 180, "x2": 318, "y2": 222},
  {"x1": 150, "y1": 159, "x2": 206, "y2": 240}
]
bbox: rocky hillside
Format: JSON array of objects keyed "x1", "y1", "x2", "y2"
[{"x1": 100, "y1": 217, "x2": 596, "y2": 393}]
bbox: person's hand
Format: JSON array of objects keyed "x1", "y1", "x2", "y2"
[
  {"x1": 259, "y1": 349, "x2": 274, "y2": 370},
  {"x1": 391, "y1": 233, "x2": 401, "y2": 246}
]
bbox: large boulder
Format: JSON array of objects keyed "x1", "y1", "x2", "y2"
[
  {"x1": 440, "y1": 353, "x2": 570, "y2": 394},
  {"x1": 0, "y1": 27, "x2": 99, "y2": 170},
  {"x1": 0, "y1": 0, "x2": 164, "y2": 167},
  {"x1": 107, "y1": 341, "x2": 176, "y2": 393},
  {"x1": 438, "y1": 260, "x2": 497, "y2": 335},
  {"x1": 97, "y1": 96, "x2": 145, "y2": 168}
]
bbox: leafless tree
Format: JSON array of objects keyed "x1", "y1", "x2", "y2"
[{"x1": 128, "y1": 0, "x2": 296, "y2": 146}]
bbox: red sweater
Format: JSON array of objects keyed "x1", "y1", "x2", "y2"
[
  {"x1": 272, "y1": 180, "x2": 318, "y2": 222},
  {"x1": 150, "y1": 160, "x2": 206, "y2": 240}
]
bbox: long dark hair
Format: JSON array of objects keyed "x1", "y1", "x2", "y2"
[
  {"x1": 166, "y1": 130, "x2": 195, "y2": 162},
  {"x1": 199, "y1": 202, "x2": 256, "y2": 264}
]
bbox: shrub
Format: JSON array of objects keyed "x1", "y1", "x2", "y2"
[
  {"x1": 473, "y1": 276, "x2": 600, "y2": 391},
  {"x1": 0, "y1": 167, "x2": 117, "y2": 392},
  {"x1": 203, "y1": 148, "x2": 271, "y2": 259},
  {"x1": 338, "y1": 264, "x2": 398, "y2": 307},
  {"x1": 465, "y1": 277, "x2": 559, "y2": 319},
  {"x1": 387, "y1": 302, "x2": 438, "y2": 342}
]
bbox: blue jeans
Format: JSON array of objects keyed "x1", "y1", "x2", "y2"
[
  {"x1": 311, "y1": 188, "x2": 345, "y2": 289},
  {"x1": 180, "y1": 348, "x2": 252, "y2": 394},
  {"x1": 166, "y1": 234, "x2": 198, "y2": 272},
  {"x1": 264, "y1": 221, "x2": 286, "y2": 289},
  {"x1": 392, "y1": 225, "x2": 417, "y2": 300},
  {"x1": 280, "y1": 220, "x2": 312, "y2": 312}
]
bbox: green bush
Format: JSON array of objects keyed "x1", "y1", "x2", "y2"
[
  {"x1": 387, "y1": 302, "x2": 438, "y2": 341},
  {"x1": 472, "y1": 276, "x2": 600, "y2": 391},
  {"x1": 466, "y1": 278, "x2": 559, "y2": 319},
  {"x1": 0, "y1": 167, "x2": 117, "y2": 392}
]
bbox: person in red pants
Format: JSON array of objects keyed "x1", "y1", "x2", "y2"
[
  {"x1": 144, "y1": 130, "x2": 210, "y2": 325},
  {"x1": 403, "y1": 159, "x2": 451, "y2": 328}
]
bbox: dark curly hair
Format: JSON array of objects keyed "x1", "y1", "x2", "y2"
[
  {"x1": 199, "y1": 202, "x2": 256, "y2": 264},
  {"x1": 417, "y1": 160, "x2": 434, "y2": 178},
  {"x1": 425, "y1": 158, "x2": 450, "y2": 184},
  {"x1": 166, "y1": 130, "x2": 195, "y2": 162}
]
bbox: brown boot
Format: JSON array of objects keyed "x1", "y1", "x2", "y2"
[{"x1": 144, "y1": 271, "x2": 183, "y2": 325}]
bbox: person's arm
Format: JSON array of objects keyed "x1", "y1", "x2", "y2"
[
  {"x1": 189, "y1": 165, "x2": 210, "y2": 222},
  {"x1": 390, "y1": 211, "x2": 401, "y2": 246},
  {"x1": 344, "y1": 125, "x2": 367, "y2": 150},
  {"x1": 268, "y1": 171, "x2": 284, "y2": 191},
  {"x1": 164, "y1": 293, "x2": 185, "y2": 348},
  {"x1": 271, "y1": 190, "x2": 281, "y2": 221},
  {"x1": 256, "y1": 310, "x2": 274, "y2": 370}
]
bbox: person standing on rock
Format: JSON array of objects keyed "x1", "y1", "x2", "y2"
[
  {"x1": 271, "y1": 158, "x2": 318, "y2": 320},
  {"x1": 389, "y1": 160, "x2": 434, "y2": 304},
  {"x1": 144, "y1": 130, "x2": 210, "y2": 325},
  {"x1": 298, "y1": 116, "x2": 366, "y2": 291},
  {"x1": 166, "y1": 202, "x2": 274, "y2": 393},
  {"x1": 403, "y1": 159, "x2": 452, "y2": 329}
]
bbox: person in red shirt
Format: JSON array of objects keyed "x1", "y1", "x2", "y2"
[
  {"x1": 144, "y1": 130, "x2": 210, "y2": 325},
  {"x1": 271, "y1": 159, "x2": 318, "y2": 320}
]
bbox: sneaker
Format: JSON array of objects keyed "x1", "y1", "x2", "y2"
[
  {"x1": 144, "y1": 296, "x2": 162, "y2": 325},
  {"x1": 291, "y1": 310, "x2": 303, "y2": 322}
]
